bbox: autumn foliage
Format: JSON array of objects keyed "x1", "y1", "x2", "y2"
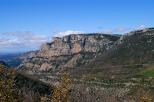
[
  {"x1": 51, "y1": 73, "x2": 72, "y2": 102},
  {"x1": 0, "y1": 64, "x2": 18, "y2": 102}
]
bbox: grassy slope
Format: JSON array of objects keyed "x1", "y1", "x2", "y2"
[
  {"x1": 139, "y1": 66, "x2": 154, "y2": 77},
  {"x1": 72, "y1": 30, "x2": 154, "y2": 80}
]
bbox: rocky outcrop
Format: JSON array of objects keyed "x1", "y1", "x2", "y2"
[
  {"x1": 37, "y1": 34, "x2": 118, "y2": 57},
  {"x1": 19, "y1": 28, "x2": 154, "y2": 73},
  {"x1": 19, "y1": 33, "x2": 120, "y2": 72}
]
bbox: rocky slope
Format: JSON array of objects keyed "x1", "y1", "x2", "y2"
[
  {"x1": 17, "y1": 28, "x2": 154, "y2": 102},
  {"x1": 19, "y1": 34, "x2": 120, "y2": 72},
  {"x1": 69, "y1": 28, "x2": 154, "y2": 80},
  {"x1": 19, "y1": 28, "x2": 154, "y2": 78},
  {"x1": 89, "y1": 28, "x2": 154, "y2": 66}
]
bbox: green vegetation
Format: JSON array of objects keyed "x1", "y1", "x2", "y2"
[{"x1": 140, "y1": 69, "x2": 154, "y2": 77}]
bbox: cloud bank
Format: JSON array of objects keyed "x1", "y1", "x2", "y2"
[
  {"x1": 0, "y1": 31, "x2": 49, "y2": 53},
  {"x1": 0, "y1": 30, "x2": 84, "y2": 53},
  {"x1": 54, "y1": 30, "x2": 84, "y2": 37},
  {"x1": 99, "y1": 25, "x2": 147, "y2": 34}
]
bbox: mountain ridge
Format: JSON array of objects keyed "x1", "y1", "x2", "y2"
[
  {"x1": 18, "y1": 33, "x2": 120, "y2": 72},
  {"x1": 16, "y1": 28, "x2": 154, "y2": 102},
  {"x1": 19, "y1": 28, "x2": 154, "y2": 77}
]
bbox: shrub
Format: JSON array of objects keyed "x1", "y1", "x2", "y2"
[{"x1": 0, "y1": 64, "x2": 18, "y2": 102}]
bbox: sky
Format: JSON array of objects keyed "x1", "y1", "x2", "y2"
[{"x1": 0, "y1": 0, "x2": 154, "y2": 53}]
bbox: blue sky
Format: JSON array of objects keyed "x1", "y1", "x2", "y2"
[{"x1": 0, "y1": 0, "x2": 154, "y2": 53}]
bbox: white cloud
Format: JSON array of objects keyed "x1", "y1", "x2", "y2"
[
  {"x1": 136, "y1": 25, "x2": 146, "y2": 30},
  {"x1": 99, "y1": 25, "x2": 147, "y2": 34},
  {"x1": 115, "y1": 27, "x2": 131, "y2": 33},
  {"x1": 54, "y1": 30, "x2": 84, "y2": 37},
  {"x1": 0, "y1": 32, "x2": 49, "y2": 52},
  {"x1": 100, "y1": 28, "x2": 130, "y2": 34}
]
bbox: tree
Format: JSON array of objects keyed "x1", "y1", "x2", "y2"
[
  {"x1": 0, "y1": 64, "x2": 18, "y2": 102},
  {"x1": 52, "y1": 73, "x2": 72, "y2": 102}
]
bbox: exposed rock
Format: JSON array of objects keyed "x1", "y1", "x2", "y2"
[
  {"x1": 36, "y1": 34, "x2": 117, "y2": 57},
  {"x1": 19, "y1": 33, "x2": 120, "y2": 72},
  {"x1": 40, "y1": 63, "x2": 51, "y2": 71}
]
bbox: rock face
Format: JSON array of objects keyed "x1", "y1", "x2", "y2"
[
  {"x1": 37, "y1": 34, "x2": 118, "y2": 57},
  {"x1": 19, "y1": 34, "x2": 120, "y2": 72}
]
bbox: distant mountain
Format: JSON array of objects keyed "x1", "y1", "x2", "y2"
[
  {"x1": 0, "y1": 53, "x2": 23, "y2": 67},
  {"x1": 0, "y1": 60, "x2": 8, "y2": 67}
]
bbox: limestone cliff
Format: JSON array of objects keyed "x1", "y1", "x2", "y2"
[{"x1": 19, "y1": 33, "x2": 120, "y2": 72}]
